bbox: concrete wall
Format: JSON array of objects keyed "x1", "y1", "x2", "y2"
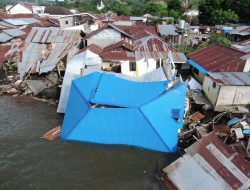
[
  {"x1": 121, "y1": 61, "x2": 136, "y2": 77},
  {"x1": 204, "y1": 76, "x2": 250, "y2": 107},
  {"x1": 203, "y1": 76, "x2": 220, "y2": 106},
  {"x1": 9, "y1": 4, "x2": 32, "y2": 14},
  {"x1": 193, "y1": 68, "x2": 205, "y2": 84},
  {"x1": 59, "y1": 17, "x2": 74, "y2": 28},
  {"x1": 88, "y1": 29, "x2": 122, "y2": 48},
  {"x1": 136, "y1": 58, "x2": 156, "y2": 77},
  {"x1": 217, "y1": 86, "x2": 250, "y2": 106}
]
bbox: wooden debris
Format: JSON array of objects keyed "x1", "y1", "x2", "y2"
[
  {"x1": 41, "y1": 126, "x2": 60, "y2": 141},
  {"x1": 189, "y1": 111, "x2": 205, "y2": 122}
]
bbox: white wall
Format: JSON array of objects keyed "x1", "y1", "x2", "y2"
[
  {"x1": 32, "y1": 6, "x2": 45, "y2": 14},
  {"x1": 59, "y1": 17, "x2": 74, "y2": 28},
  {"x1": 215, "y1": 86, "x2": 250, "y2": 106},
  {"x1": 243, "y1": 59, "x2": 250, "y2": 72},
  {"x1": 9, "y1": 4, "x2": 32, "y2": 14},
  {"x1": 88, "y1": 29, "x2": 121, "y2": 48},
  {"x1": 202, "y1": 76, "x2": 220, "y2": 106},
  {"x1": 137, "y1": 58, "x2": 156, "y2": 77},
  {"x1": 121, "y1": 61, "x2": 136, "y2": 77}
]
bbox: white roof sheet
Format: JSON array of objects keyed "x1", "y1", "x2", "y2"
[
  {"x1": 0, "y1": 32, "x2": 13, "y2": 42},
  {"x1": 2, "y1": 18, "x2": 40, "y2": 26},
  {"x1": 2, "y1": 28, "x2": 26, "y2": 37}
]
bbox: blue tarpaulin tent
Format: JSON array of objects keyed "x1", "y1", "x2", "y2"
[{"x1": 61, "y1": 72, "x2": 187, "y2": 152}]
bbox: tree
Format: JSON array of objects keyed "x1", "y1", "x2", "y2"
[
  {"x1": 144, "y1": 2, "x2": 168, "y2": 17},
  {"x1": 209, "y1": 33, "x2": 232, "y2": 46},
  {"x1": 198, "y1": 0, "x2": 242, "y2": 25},
  {"x1": 210, "y1": 9, "x2": 238, "y2": 25},
  {"x1": 168, "y1": 9, "x2": 181, "y2": 20}
]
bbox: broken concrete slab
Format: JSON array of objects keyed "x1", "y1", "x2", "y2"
[
  {"x1": 46, "y1": 72, "x2": 58, "y2": 84},
  {"x1": 26, "y1": 80, "x2": 47, "y2": 95}
]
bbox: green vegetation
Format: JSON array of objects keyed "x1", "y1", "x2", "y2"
[
  {"x1": 209, "y1": 33, "x2": 232, "y2": 46},
  {"x1": 199, "y1": 0, "x2": 249, "y2": 25},
  {"x1": 1, "y1": 0, "x2": 249, "y2": 25}
]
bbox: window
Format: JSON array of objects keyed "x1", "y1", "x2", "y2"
[
  {"x1": 65, "y1": 21, "x2": 69, "y2": 24},
  {"x1": 156, "y1": 59, "x2": 161, "y2": 68},
  {"x1": 193, "y1": 67, "x2": 199, "y2": 75},
  {"x1": 129, "y1": 62, "x2": 136, "y2": 71},
  {"x1": 212, "y1": 82, "x2": 216, "y2": 88}
]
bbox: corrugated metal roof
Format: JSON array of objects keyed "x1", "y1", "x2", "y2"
[
  {"x1": 209, "y1": 72, "x2": 250, "y2": 86},
  {"x1": 134, "y1": 35, "x2": 187, "y2": 62},
  {"x1": 25, "y1": 27, "x2": 81, "y2": 44},
  {"x1": 231, "y1": 26, "x2": 250, "y2": 36},
  {"x1": 130, "y1": 16, "x2": 144, "y2": 21},
  {"x1": 231, "y1": 41, "x2": 250, "y2": 53},
  {"x1": 2, "y1": 18, "x2": 40, "y2": 26},
  {"x1": 157, "y1": 25, "x2": 178, "y2": 36},
  {"x1": 163, "y1": 132, "x2": 250, "y2": 190},
  {"x1": 84, "y1": 24, "x2": 132, "y2": 40},
  {"x1": 19, "y1": 27, "x2": 82, "y2": 77},
  {"x1": 2, "y1": 28, "x2": 26, "y2": 37},
  {"x1": 0, "y1": 32, "x2": 13, "y2": 42},
  {"x1": 187, "y1": 44, "x2": 246, "y2": 72}
]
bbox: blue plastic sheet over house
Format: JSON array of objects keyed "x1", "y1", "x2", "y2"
[{"x1": 61, "y1": 72, "x2": 187, "y2": 152}]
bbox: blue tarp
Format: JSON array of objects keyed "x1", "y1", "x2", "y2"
[
  {"x1": 61, "y1": 72, "x2": 187, "y2": 152},
  {"x1": 188, "y1": 59, "x2": 208, "y2": 74},
  {"x1": 91, "y1": 73, "x2": 168, "y2": 107}
]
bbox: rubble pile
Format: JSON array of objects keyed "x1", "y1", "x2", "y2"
[{"x1": 0, "y1": 70, "x2": 61, "y2": 100}]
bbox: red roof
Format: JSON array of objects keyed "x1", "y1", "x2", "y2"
[
  {"x1": 102, "y1": 40, "x2": 134, "y2": 52},
  {"x1": 78, "y1": 44, "x2": 103, "y2": 55},
  {"x1": 187, "y1": 43, "x2": 247, "y2": 72},
  {"x1": 117, "y1": 25, "x2": 157, "y2": 39},
  {"x1": 84, "y1": 24, "x2": 132, "y2": 40},
  {"x1": 0, "y1": 45, "x2": 12, "y2": 69},
  {"x1": 186, "y1": 133, "x2": 250, "y2": 189},
  {"x1": 101, "y1": 51, "x2": 135, "y2": 62},
  {"x1": 0, "y1": 13, "x2": 40, "y2": 19}
]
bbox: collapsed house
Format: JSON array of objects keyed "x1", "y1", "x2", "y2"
[
  {"x1": 162, "y1": 132, "x2": 250, "y2": 190},
  {"x1": 18, "y1": 27, "x2": 83, "y2": 78},
  {"x1": 61, "y1": 72, "x2": 187, "y2": 152}
]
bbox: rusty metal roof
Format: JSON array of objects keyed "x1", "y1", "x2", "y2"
[
  {"x1": 134, "y1": 34, "x2": 186, "y2": 62},
  {"x1": 25, "y1": 27, "x2": 81, "y2": 44},
  {"x1": 187, "y1": 43, "x2": 246, "y2": 72},
  {"x1": 208, "y1": 72, "x2": 250, "y2": 86},
  {"x1": 163, "y1": 132, "x2": 250, "y2": 190},
  {"x1": 102, "y1": 40, "x2": 134, "y2": 52},
  {"x1": 19, "y1": 27, "x2": 82, "y2": 77}
]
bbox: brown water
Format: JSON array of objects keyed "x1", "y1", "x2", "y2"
[{"x1": 0, "y1": 96, "x2": 180, "y2": 190}]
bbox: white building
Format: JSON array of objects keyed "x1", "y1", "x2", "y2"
[
  {"x1": 203, "y1": 72, "x2": 250, "y2": 111},
  {"x1": 57, "y1": 44, "x2": 102, "y2": 113}
]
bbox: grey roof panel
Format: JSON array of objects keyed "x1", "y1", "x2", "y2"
[
  {"x1": 209, "y1": 72, "x2": 250, "y2": 86},
  {"x1": 2, "y1": 28, "x2": 26, "y2": 37},
  {"x1": 0, "y1": 32, "x2": 13, "y2": 42}
]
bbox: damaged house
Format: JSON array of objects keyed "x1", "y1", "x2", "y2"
[
  {"x1": 18, "y1": 27, "x2": 83, "y2": 78},
  {"x1": 61, "y1": 72, "x2": 187, "y2": 152},
  {"x1": 162, "y1": 132, "x2": 250, "y2": 190}
]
